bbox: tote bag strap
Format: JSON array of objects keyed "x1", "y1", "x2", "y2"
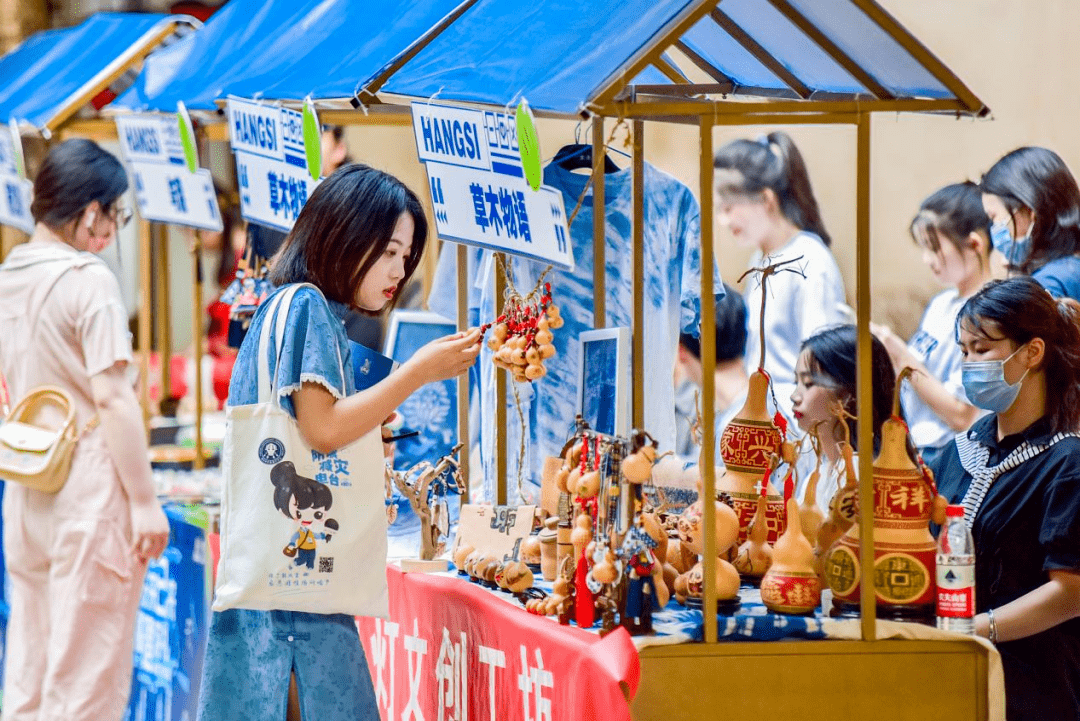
[{"x1": 255, "y1": 283, "x2": 346, "y2": 406}]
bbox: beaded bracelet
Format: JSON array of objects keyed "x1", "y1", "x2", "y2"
[{"x1": 987, "y1": 608, "x2": 999, "y2": 644}]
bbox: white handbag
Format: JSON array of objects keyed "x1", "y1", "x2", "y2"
[{"x1": 213, "y1": 284, "x2": 389, "y2": 617}]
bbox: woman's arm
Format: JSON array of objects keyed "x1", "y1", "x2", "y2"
[
  {"x1": 293, "y1": 329, "x2": 480, "y2": 454},
  {"x1": 973, "y1": 569, "x2": 1080, "y2": 642},
  {"x1": 873, "y1": 323, "x2": 981, "y2": 432},
  {"x1": 89, "y1": 363, "x2": 170, "y2": 562}
]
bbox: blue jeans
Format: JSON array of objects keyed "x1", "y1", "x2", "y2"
[
  {"x1": 197, "y1": 609, "x2": 378, "y2": 721},
  {"x1": 295, "y1": 547, "x2": 316, "y2": 569}
]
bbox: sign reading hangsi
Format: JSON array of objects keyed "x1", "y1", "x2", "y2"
[
  {"x1": 226, "y1": 97, "x2": 321, "y2": 233},
  {"x1": 0, "y1": 130, "x2": 33, "y2": 234},
  {"x1": 114, "y1": 114, "x2": 223, "y2": 231},
  {"x1": 411, "y1": 102, "x2": 573, "y2": 271}
]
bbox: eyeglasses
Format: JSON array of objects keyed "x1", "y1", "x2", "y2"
[{"x1": 109, "y1": 202, "x2": 134, "y2": 229}]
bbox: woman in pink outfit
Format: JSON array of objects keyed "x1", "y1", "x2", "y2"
[{"x1": 0, "y1": 139, "x2": 169, "y2": 721}]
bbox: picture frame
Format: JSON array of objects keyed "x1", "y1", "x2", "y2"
[
  {"x1": 577, "y1": 327, "x2": 631, "y2": 438},
  {"x1": 383, "y1": 310, "x2": 460, "y2": 475}
]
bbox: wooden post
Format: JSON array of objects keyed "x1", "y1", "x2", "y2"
[
  {"x1": 855, "y1": 113, "x2": 877, "y2": 642},
  {"x1": 191, "y1": 234, "x2": 205, "y2": 469},
  {"x1": 631, "y1": 120, "x2": 645, "y2": 431},
  {"x1": 154, "y1": 223, "x2": 172, "y2": 410},
  {"x1": 592, "y1": 115, "x2": 606, "y2": 328},
  {"x1": 457, "y1": 243, "x2": 471, "y2": 499},
  {"x1": 699, "y1": 115, "x2": 717, "y2": 643},
  {"x1": 137, "y1": 218, "x2": 153, "y2": 429},
  {"x1": 494, "y1": 253, "x2": 507, "y2": 505}
]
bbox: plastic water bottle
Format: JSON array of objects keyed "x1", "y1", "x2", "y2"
[{"x1": 936, "y1": 504, "x2": 976, "y2": 634}]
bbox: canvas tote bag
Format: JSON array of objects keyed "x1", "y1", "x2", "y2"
[{"x1": 213, "y1": 284, "x2": 389, "y2": 617}]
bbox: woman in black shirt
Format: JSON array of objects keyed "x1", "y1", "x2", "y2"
[{"x1": 930, "y1": 276, "x2": 1080, "y2": 720}]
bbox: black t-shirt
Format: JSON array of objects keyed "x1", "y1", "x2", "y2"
[{"x1": 932, "y1": 414, "x2": 1080, "y2": 720}]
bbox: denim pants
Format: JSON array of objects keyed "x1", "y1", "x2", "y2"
[{"x1": 197, "y1": 609, "x2": 379, "y2": 720}]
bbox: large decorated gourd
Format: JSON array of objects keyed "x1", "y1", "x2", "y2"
[{"x1": 823, "y1": 371, "x2": 946, "y2": 620}]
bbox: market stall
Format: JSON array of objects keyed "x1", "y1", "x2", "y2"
[{"x1": 349, "y1": 0, "x2": 999, "y2": 718}]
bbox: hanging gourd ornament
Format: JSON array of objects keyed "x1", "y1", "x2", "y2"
[
  {"x1": 481, "y1": 282, "x2": 559, "y2": 382},
  {"x1": 621, "y1": 430, "x2": 658, "y2": 484}
]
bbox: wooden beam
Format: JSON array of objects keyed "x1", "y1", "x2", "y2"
[
  {"x1": 590, "y1": 0, "x2": 719, "y2": 107},
  {"x1": 355, "y1": 0, "x2": 479, "y2": 105},
  {"x1": 673, "y1": 39, "x2": 737, "y2": 91},
  {"x1": 631, "y1": 120, "x2": 644, "y2": 431},
  {"x1": 46, "y1": 22, "x2": 181, "y2": 135},
  {"x1": 57, "y1": 117, "x2": 119, "y2": 140},
  {"x1": 766, "y1": 0, "x2": 894, "y2": 100},
  {"x1": 456, "y1": 243, "x2": 471, "y2": 499},
  {"x1": 850, "y1": 0, "x2": 988, "y2": 115},
  {"x1": 494, "y1": 254, "x2": 507, "y2": 505},
  {"x1": 709, "y1": 8, "x2": 812, "y2": 98},
  {"x1": 588, "y1": 96, "x2": 972, "y2": 118},
  {"x1": 652, "y1": 54, "x2": 689, "y2": 85}
]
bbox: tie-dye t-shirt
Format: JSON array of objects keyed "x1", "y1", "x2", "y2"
[{"x1": 429, "y1": 161, "x2": 724, "y2": 502}]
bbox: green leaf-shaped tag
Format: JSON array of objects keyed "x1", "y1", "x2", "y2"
[
  {"x1": 8, "y1": 119, "x2": 25, "y2": 179},
  {"x1": 303, "y1": 99, "x2": 322, "y2": 181},
  {"x1": 516, "y1": 99, "x2": 541, "y2": 192},
  {"x1": 177, "y1": 101, "x2": 197, "y2": 174}
]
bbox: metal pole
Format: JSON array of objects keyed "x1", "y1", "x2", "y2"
[
  {"x1": 699, "y1": 115, "x2": 717, "y2": 643},
  {"x1": 592, "y1": 115, "x2": 606, "y2": 328},
  {"x1": 855, "y1": 112, "x2": 877, "y2": 641},
  {"x1": 191, "y1": 234, "x2": 204, "y2": 470},
  {"x1": 631, "y1": 120, "x2": 645, "y2": 431},
  {"x1": 457, "y1": 243, "x2": 471, "y2": 499},
  {"x1": 494, "y1": 253, "x2": 507, "y2": 505}
]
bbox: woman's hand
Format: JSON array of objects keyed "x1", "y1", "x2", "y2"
[
  {"x1": 130, "y1": 501, "x2": 170, "y2": 563},
  {"x1": 403, "y1": 328, "x2": 482, "y2": 383},
  {"x1": 870, "y1": 322, "x2": 916, "y2": 372}
]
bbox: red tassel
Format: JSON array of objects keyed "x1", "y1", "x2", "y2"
[
  {"x1": 773, "y1": 412, "x2": 788, "y2": 438},
  {"x1": 783, "y1": 469, "x2": 794, "y2": 502},
  {"x1": 575, "y1": 548, "x2": 595, "y2": 628},
  {"x1": 760, "y1": 463, "x2": 773, "y2": 497}
]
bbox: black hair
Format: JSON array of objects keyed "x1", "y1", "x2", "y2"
[
  {"x1": 910, "y1": 181, "x2": 991, "y2": 260},
  {"x1": 270, "y1": 461, "x2": 334, "y2": 518},
  {"x1": 956, "y1": 276, "x2": 1080, "y2": 433},
  {"x1": 714, "y1": 131, "x2": 831, "y2": 247},
  {"x1": 800, "y1": 325, "x2": 896, "y2": 454},
  {"x1": 679, "y1": 283, "x2": 748, "y2": 362},
  {"x1": 31, "y1": 138, "x2": 128, "y2": 229},
  {"x1": 269, "y1": 163, "x2": 427, "y2": 313},
  {"x1": 979, "y1": 147, "x2": 1080, "y2": 273}
]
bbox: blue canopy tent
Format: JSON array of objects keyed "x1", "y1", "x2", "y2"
[
  {"x1": 0, "y1": 13, "x2": 199, "y2": 136},
  {"x1": 357, "y1": 0, "x2": 985, "y2": 119},
  {"x1": 352, "y1": 0, "x2": 992, "y2": 668}
]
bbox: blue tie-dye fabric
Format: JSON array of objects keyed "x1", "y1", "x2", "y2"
[{"x1": 429, "y1": 162, "x2": 724, "y2": 502}]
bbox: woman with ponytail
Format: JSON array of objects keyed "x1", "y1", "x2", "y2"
[
  {"x1": 714, "y1": 131, "x2": 847, "y2": 423},
  {"x1": 929, "y1": 276, "x2": 1080, "y2": 720}
]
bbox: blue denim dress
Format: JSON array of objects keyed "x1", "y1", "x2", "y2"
[{"x1": 197, "y1": 285, "x2": 379, "y2": 721}]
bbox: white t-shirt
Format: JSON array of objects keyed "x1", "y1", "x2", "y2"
[
  {"x1": 744, "y1": 232, "x2": 848, "y2": 423},
  {"x1": 901, "y1": 288, "x2": 976, "y2": 449}
]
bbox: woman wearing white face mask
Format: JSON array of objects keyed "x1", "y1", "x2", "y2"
[
  {"x1": 981, "y1": 146, "x2": 1080, "y2": 301},
  {"x1": 929, "y1": 276, "x2": 1080, "y2": 720},
  {"x1": 0, "y1": 139, "x2": 169, "y2": 720}
]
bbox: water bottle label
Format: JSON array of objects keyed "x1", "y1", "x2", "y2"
[{"x1": 936, "y1": 563, "x2": 975, "y2": 617}]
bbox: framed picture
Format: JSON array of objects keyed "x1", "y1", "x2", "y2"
[
  {"x1": 383, "y1": 310, "x2": 460, "y2": 475},
  {"x1": 577, "y1": 327, "x2": 631, "y2": 438}
]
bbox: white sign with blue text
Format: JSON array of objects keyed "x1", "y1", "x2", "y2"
[
  {"x1": 115, "y1": 114, "x2": 223, "y2": 231},
  {"x1": 0, "y1": 132, "x2": 33, "y2": 234},
  {"x1": 411, "y1": 103, "x2": 573, "y2": 271},
  {"x1": 227, "y1": 97, "x2": 320, "y2": 233}
]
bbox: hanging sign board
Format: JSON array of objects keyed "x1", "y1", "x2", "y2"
[
  {"x1": 115, "y1": 114, "x2": 223, "y2": 231},
  {"x1": 411, "y1": 102, "x2": 573, "y2": 270},
  {"x1": 226, "y1": 97, "x2": 321, "y2": 233},
  {"x1": 0, "y1": 130, "x2": 33, "y2": 233}
]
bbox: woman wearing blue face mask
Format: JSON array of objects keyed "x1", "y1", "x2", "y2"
[
  {"x1": 929, "y1": 276, "x2": 1080, "y2": 720},
  {"x1": 981, "y1": 146, "x2": 1080, "y2": 301}
]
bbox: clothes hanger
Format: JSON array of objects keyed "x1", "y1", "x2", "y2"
[{"x1": 552, "y1": 120, "x2": 623, "y2": 173}]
